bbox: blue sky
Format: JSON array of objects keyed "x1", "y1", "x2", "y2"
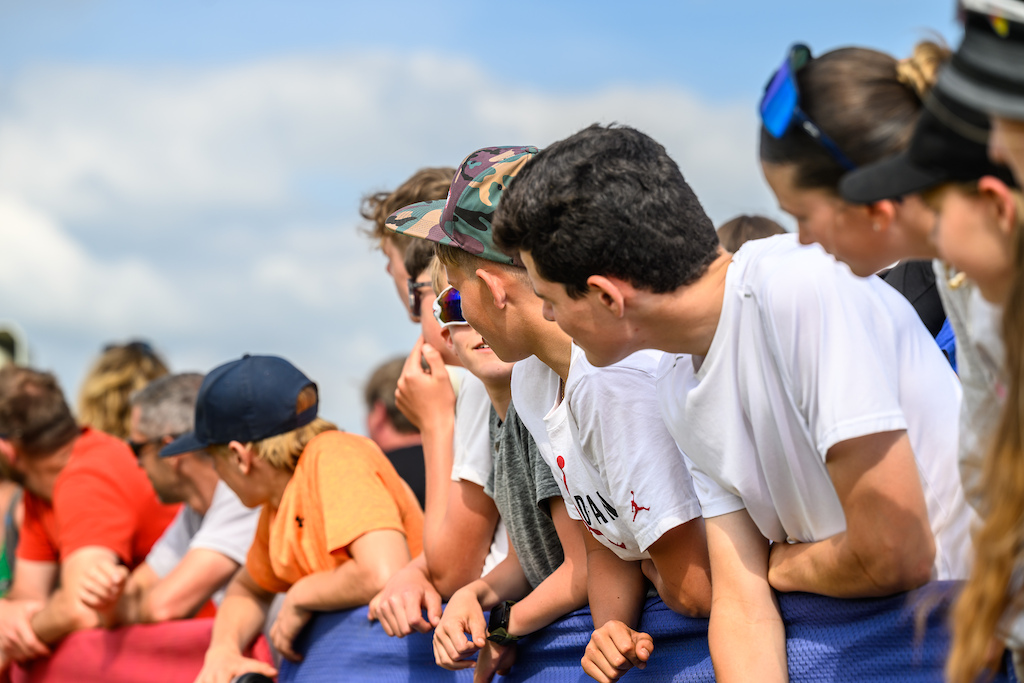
[{"x1": 0, "y1": 0, "x2": 964, "y2": 430}]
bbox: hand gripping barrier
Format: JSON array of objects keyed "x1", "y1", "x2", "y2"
[{"x1": 281, "y1": 582, "x2": 1019, "y2": 682}]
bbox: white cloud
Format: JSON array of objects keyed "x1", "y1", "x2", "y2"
[
  {"x1": 0, "y1": 50, "x2": 783, "y2": 427},
  {"x1": 0, "y1": 52, "x2": 775, "y2": 227},
  {"x1": 0, "y1": 194, "x2": 192, "y2": 333}
]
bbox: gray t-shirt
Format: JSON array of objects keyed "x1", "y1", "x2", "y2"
[
  {"x1": 485, "y1": 400, "x2": 563, "y2": 589},
  {"x1": 145, "y1": 480, "x2": 260, "y2": 604}
]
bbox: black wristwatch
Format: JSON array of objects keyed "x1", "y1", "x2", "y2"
[{"x1": 486, "y1": 600, "x2": 520, "y2": 645}]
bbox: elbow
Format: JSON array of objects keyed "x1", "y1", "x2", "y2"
[
  {"x1": 858, "y1": 533, "x2": 935, "y2": 594},
  {"x1": 144, "y1": 596, "x2": 191, "y2": 623},
  {"x1": 660, "y1": 575, "x2": 712, "y2": 619}
]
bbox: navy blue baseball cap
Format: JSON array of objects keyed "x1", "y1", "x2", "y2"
[{"x1": 160, "y1": 354, "x2": 318, "y2": 457}]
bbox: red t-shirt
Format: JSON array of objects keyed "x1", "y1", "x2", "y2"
[{"x1": 17, "y1": 428, "x2": 179, "y2": 568}]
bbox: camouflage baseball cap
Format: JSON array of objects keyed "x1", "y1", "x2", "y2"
[{"x1": 385, "y1": 146, "x2": 539, "y2": 266}]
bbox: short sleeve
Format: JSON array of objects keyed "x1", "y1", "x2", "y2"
[
  {"x1": 683, "y1": 454, "x2": 747, "y2": 519},
  {"x1": 519, "y1": 416, "x2": 560, "y2": 508},
  {"x1": 53, "y1": 469, "x2": 137, "y2": 563},
  {"x1": 759, "y1": 260, "x2": 908, "y2": 458},
  {"x1": 245, "y1": 508, "x2": 291, "y2": 594},
  {"x1": 188, "y1": 482, "x2": 260, "y2": 566},
  {"x1": 145, "y1": 506, "x2": 196, "y2": 578},
  {"x1": 317, "y1": 438, "x2": 406, "y2": 552},
  {"x1": 452, "y1": 375, "x2": 494, "y2": 487},
  {"x1": 570, "y1": 362, "x2": 703, "y2": 551},
  {"x1": 15, "y1": 493, "x2": 57, "y2": 563}
]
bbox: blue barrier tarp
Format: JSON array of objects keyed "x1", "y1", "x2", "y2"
[{"x1": 282, "y1": 581, "x2": 1017, "y2": 682}]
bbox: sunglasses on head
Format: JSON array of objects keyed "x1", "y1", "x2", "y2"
[
  {"x1": 407, "y1": 280, "x2": 433, "y2": 317},
  {"x1": 759, "y1": 43, "x2": 857, "y2": 171},
  {"x1": 433, "y1": 287, "x2": 468, "y2": 329}
]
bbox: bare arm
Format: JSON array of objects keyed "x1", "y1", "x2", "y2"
[
  {"x1": 30, "y1": 546, "x2": 119, "y2": 644},
  {"x1": 397, "y1": 339, "x2": 500, "y2": 596},
  {"x1": 505, "y1": 498, "x2": 588, "y2": 636},
  {"x1": 270, "y1": 528, "x2": 412, "y2": 661},
  {"x1": 0, "y1": 559, "x2": 57, "y2": 662},
  {"x1": 583, "y1": 531, "x2": 645, "y2": 630},
  {"x1": 579, "y1": 530, "x2": 653, "y2": 683},
  {"x1": 768, "y1": 430, "x2": 935, "y2": 597},
  {"x1": 194, "y1": 567, "x2": 278, "y2": 683},
  {"x1": 706, "y1": 510, "x2": 787, "y2": 683},
  {"x1": 118, "y1": 550, "x2": 241, "y2": 624},
  {"x1": 427, "y1": 480, "x2": 500, "y2": 597},
  {"x1": 644, "y1": 517, "x2": 712, "y2": 617}
]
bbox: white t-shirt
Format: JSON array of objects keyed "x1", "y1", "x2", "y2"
[
  {"x1": 453, "y1": 372, "x2": 508, "y2": 576},
  {"x1": 145, "y1": 480, "x2": 260, "y2": 604},
  {"x1": 657, "y1": 235, "x2": 972, "y2": 580},
  {"x1": 511, "y1": 347, "x2": 702, "y2": 562}
]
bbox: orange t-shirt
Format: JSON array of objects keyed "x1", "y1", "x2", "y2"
[
  {"x1": 246, "y1": 430, "x2": 424, "y2": 593},
  {"x1": 17, "y1": 428, "x2": 180, "y2": 568}
]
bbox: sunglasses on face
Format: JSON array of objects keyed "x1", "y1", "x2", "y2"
[
  {"x1": 127, "y1": 434, "x2": 179, "y2": 459},
  {"x1": 433, "y1": 286, "x2": 468, "y2": 330},
  {"x1": 759, "y1": 43, "x2": 857, "y2": 171},
  {"x1": 407, "y1": 280, "x2": 432, "y2": 317}
]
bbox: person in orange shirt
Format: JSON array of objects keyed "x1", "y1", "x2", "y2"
[
  {"x1": 158, "y1": 355, "x2": 423, "y2": 683},
  {"x1": 0, "y1": 366, "x2": 177, "y2": 667}
]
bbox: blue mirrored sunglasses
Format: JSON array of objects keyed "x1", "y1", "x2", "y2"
[
  {"x1": 433, "y1": 286, "x2": 467, "y2": 329},
  {"x1": 760, "y1": 43, "x2": 857, "y2": 171}
]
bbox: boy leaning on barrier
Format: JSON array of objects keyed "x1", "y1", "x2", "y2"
[{"x1": 169, "y1": 355, "x2": 423, "y2": 683}]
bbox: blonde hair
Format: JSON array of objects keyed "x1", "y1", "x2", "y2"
[
  {"x1": 77, "y1": 341, "x2": 169, "y2": 439},
  {"x1": 894, "y1": 40, "x2": 948, "y2": 100},
  {"x1": 948, "y1": 188, "x2": 1024, "y2": 683},
  {"x1": 208, "y1": 385, "x2": 337, "y2": 474},
  {"x1": 430, "y1": 256, "x2": 449, "y2": 296}
]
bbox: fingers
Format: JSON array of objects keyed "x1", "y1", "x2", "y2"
[
  {"x1": 367, "y1": 592, "x2": 381, "y2": 622},
  {"x1": 582, "y1": 622, "x2": 645, "y2": 683},
  {"x1": 433, "y1": 619, "x2": 480, "y2": 669},
  {"x1": 270, "y1": 621, "x2": 303, "y2": 663},
  {"x1": 468, "y1": 608, "x2": 488, "y2": 649},
  {"x1": 634, "y1": 632, "x2": 654, "y2": 666},
  {"x1": 420, "y1": 342, "x2": 448, "y2": 376},
  {"x1": 423, "y1": 586, "x2": 443, "y2": 630}
]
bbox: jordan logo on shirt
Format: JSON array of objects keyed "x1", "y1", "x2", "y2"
[
  {"x1": 295, "y1": 516, "x2": 304, "y2": 528},
  {"x1": 556, "y1": 456, "x2": 626, "y2": 549},
  {"x1": 630, "y1": 491, "x2": 650, "y2": 522}
]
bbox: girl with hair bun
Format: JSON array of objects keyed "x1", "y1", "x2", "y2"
[{"x1": 758, "y1": 41, "x2": 949, "y2": 277}]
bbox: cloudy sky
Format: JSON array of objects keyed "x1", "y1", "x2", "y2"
[{"x1": 0, "y1": 0, "x2": 960, "y2": 431}]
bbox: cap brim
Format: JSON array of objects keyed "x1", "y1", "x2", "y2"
[
  {"x1": 384, "y1": 200, "x2": 452, "y2": 245},
  {"x1": 839, "y1": 154, "x2": 948, "y2": 204},
  {"x1": 160, "y1": 431, "x2": 206, "y2": 458}
]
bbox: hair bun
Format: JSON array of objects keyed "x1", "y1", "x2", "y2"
[{"x1": 896, "y1": 40, "x2": 951, "y2": 100}]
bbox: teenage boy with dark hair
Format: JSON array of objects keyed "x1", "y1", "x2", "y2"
[
  {"x1": 172, "y1": 355, "x2": 423, "y2": 683},
  {"x1": 492, "y1": 124, "x2": 972, "y2": 683},
  {"x1": 0, "y1": 366, "x2": 177, "y2": 667},
  {"x1": 386, "y1": 146, "x2": 712, "y2": 683}
]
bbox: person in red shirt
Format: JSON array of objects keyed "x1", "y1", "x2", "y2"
[{"x1": 0, "y1": 366, "x2": 177, "y2": 667}]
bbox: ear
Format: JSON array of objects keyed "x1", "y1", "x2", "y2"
[
  {"x1": 366, "y1": 401, "x2": 387, "y2": 436},
  {"x1": 476, "y1": 268, "x2": 508, "y2": 309},
  {"x1": 867, "y1": 199, "x2": 898, "y2": 233},
  {"x1": 586, "y1": 275, "x2": 628, "y2": 319},
  {"x1": 977, "y1": 175, "x2": 1018, "y2": 245},
  {"x1": 227, "y1": 441, "x2": 253, "y2": 475},
  {"x1": 440, "y1": 326, "x2": 456, "y2": 352}
]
